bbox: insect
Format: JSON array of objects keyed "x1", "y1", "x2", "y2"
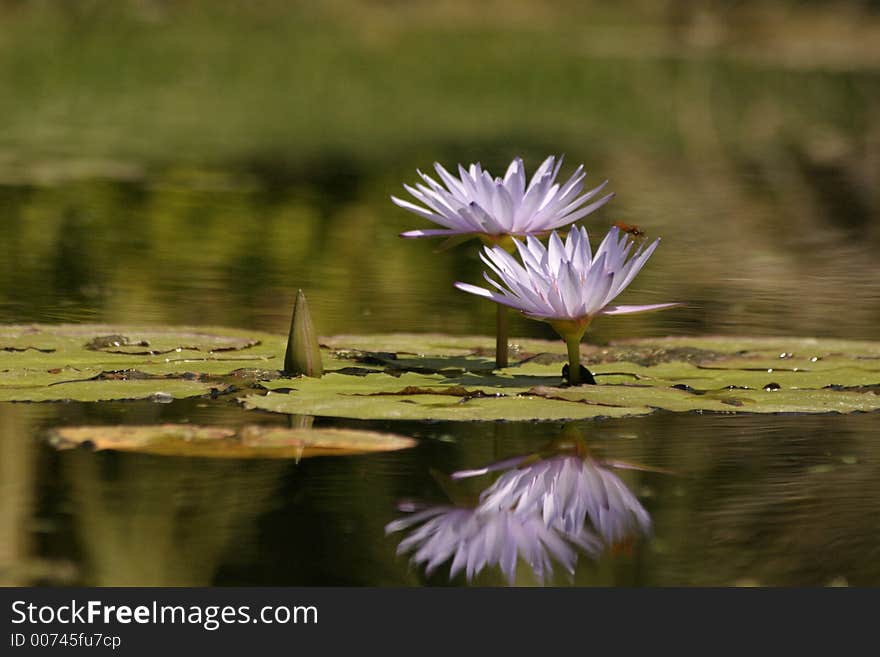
[{"x1": 612, "y1": 222, "x2": 645, "y2": 238}]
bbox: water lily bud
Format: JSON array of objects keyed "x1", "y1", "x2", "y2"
[{"x1": 284, "y1": 290, "x2": 323, "y2": 378}]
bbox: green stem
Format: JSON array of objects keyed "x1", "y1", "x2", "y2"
[
  {"x1": 495, "y1": 304, "x2": 509, "y2": 369},
  {"x1": 566, "y1": 336, "x2": 582, "y2": 385}
]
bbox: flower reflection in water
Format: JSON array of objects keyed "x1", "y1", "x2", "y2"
[
  {"x1": 386, "y1": 503, "x2": 601, "y2": 585},
  {"x1": 387, "y1": 433, "x2": 660, "y2": 585},
  {"x1": 477, "y1": 454, "x2": 651, "y2": 548}
]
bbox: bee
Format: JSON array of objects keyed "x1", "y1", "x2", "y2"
[{"x1": 612, "y1": 222, "x2": 645, "y2": 238}]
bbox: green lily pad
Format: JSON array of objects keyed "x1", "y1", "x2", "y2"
[
  {"x1": 322, "y1": 333, "x2": 569, "y2": 361},
  {"x1": 5, "y1": 327, "x2": 880, "y2": 414},
  {"x1": 0, "y1": 324, "x2": 349, "y2": 402},
  {"x1": 508, "y1": 361, "x2": 880, "y2": 391},
  {"x1": 240, "y1": 335, "x2": 880, "y2": 421},
  {"x1": 48, "y1": 424, "x2": 416, "y2": 458},
  {"x1": 0, "y1": 324, "x2": 282, "y2": 368},
  {"x1": 0, "y1": 378, "x2": 215, "y2": 403},
  {"x1": 321, "y1": 333, "x2": 498, "y2": 356},
  {"x1": 247, "y1": 372, "x2": 651, "y2": 421},
  {"x1": 615, "y1": 335, "x2": 880, "y2": 358}
]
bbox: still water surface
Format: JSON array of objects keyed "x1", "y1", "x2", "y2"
[{"x1": 3, "y1": 396, "x2": 879, "y2": 586}]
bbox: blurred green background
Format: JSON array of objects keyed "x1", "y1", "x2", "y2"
[{"x1": 1, "y1": 0, "x2": 878, "y2": 341}]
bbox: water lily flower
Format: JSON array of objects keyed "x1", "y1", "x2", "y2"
[
  {"x1": 386, "y1": 502, "x2": 600, "y2": 585},
  {"x1": 393, "y1": 155, "x2": 613, "y2": 246},
  {"x1": 393, "y1": 155, "x2": 612, "y2": 370},
  {"x1": 454, "y1": 225, "x2": 678, "y2": 383}
]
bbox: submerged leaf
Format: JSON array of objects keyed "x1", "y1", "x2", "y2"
[{"x1": 48, "y1": 424, "x2": 416, "y2": 459}]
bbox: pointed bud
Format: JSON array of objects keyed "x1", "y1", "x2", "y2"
[{"x1": 284, "y1": 290, "x2": 323, "y2": 377}]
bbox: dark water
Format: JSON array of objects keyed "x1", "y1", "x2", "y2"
[
  {"x1": 2, "y1": 3, "x2": 880, "y2": 586},
  {"x1": 3, "y1": 400, "x2": 879, "y2": 586}
]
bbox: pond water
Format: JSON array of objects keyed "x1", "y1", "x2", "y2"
[
  {"x1": 3, "y1": 400, "x2": 879, "y2": 586},
  {"x1": 3, "y1": 144, "x2": 880, "y2": 586},
  {"x1": 1, "y1": 3, "x2": 879, "y2": 586}
]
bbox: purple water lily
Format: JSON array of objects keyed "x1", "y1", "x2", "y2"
[
  {"x1": 393, "y1": 156, "x2": 612, "y2": 244},
  {"x1": 454, "y1": 225, "x2": 678, "y2": 383},
  {"x1": 393, "y1": 155, "x2": 614, "y2": 370}
]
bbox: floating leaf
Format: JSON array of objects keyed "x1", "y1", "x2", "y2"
[
  {"x1": 506, "y1": 360, "x2": 880, "y2": 391},
  {"x1": 0, "y1": 324, "x2": 278, "y2": 370},
  {"x1": 321, "y1": 333, "x2": 567, "y2": 360},
  {"x1": 0, "y1": 324, "x2": 349, "y2": 402},
  {"x1": 5, "y1": 327, "x2": 880, "y2": 413},
  {"x1": 240, "y1": 335, "x2": 880, "y2": 421},
  {"x1": 246, "y1": 372, "x2": 649, "y2": 421},
  {"x1": 616, "y1": 335, "x2": 880, "y2": 358},
  {"x1": 48, "y1": 424, "x2": 416, "y2": 458},
  {"x1": 0, "y1": 379, "x2": 215, "y2": 403},
  {"x1": 2, "y1": 324, "x2": 264, "y2": 355}
]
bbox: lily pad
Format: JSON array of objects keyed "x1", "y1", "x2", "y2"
[
  {"x1": 5, "y1": 327, "x2": 880, "y2": 415},
  {"x1": 0, "y1": 378, "x2": 216, "y2": 403},
  {"x1": 247, "y1": 372, "x2": 651, "y2": 421},
  {"x1": 0, "y1": 323, "x2": 288, "y2": 369},
  {"x1": 48, "y1": 424, "x2": 416, "y2": 458},
  {"x1": 240, "y1": 335, "x2": 880, "y2": 421},
  {"x1": 322, "y1": 333, "x2": 569, "y2": 361},
  {"x1": 0, "y1": 324, "x2": 348, "y2": 402},
  {"x1": 615, "y1": 335, "x2": 880, "y2": 358}
]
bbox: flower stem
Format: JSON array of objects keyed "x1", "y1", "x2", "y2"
[
  {"x1": 496, "y1": 304, "x2": 509, "y2": 369},
  {"x1": 566, "y1": 337, "x2": 582, "y2": 385}
]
